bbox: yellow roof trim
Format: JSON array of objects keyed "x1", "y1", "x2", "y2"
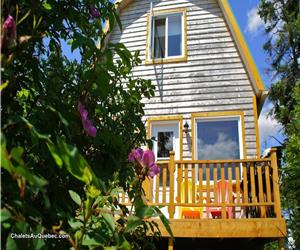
[{"x1": 113, "y1": 0, "x2": 266, "y2": 99}]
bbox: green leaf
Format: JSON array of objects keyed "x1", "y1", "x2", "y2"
[
  {"x1": 1, "y1": 135, "x2": 14, "y2": 172},
  {"x1": 2, "y1": 222, "x2": 11, "y2": 229},
  {"x1": 120, "y1": 240, "x2": 131, "y2": 250},
  {"x1": 108, "y1": 13, "x2": 115, "y2": 32},
  {"x1": 68, "y1": 218, "x2": 83, "y2": 230},
  {"x1": 113, "y1": 10, "x2": 122, "y2": 31},
  {"x1": 1, "y1": 209, "x2": 12, "y2": 222},
  {"x1": 6, "y1": 236, "x2": 18, "y2": 250},
  {"x1": 7, "y1": 222, "x2": 30, "y2": 250},
  {"x1": 153, "y1": 207, "x2": 173, "y2": 239},
  {"x1": 32, "y1": 225, "x2": 46, "y2": 250},
  {"x1": 20, "y1": 117, "x2": 51, "y2": 142},
  {"x1": 67, "y1": 39, "x2": 74, "y2": 45},
  {"x1": 94, "y1": 195, "x2": 109, "y2": 206},
  {"x1": 14, "y1": 165, "x2": 48, "y2": 188},
  {"x1": 87, "y1": 185, "x2": 101, "y2": 198},
  {"x1": 0, "y1": 80, "x2": 9, "y2": 92},
  {"x1": 104, "y1": 247, "x2": 117, "y2": 250},
  {"x1": 42, "y1": 2, "x2": 52, "y2": 10},
  {"x1": 57, "y1": 138, "x2": 93, "y2": 185},
  {"x1": 102, "y1": 213, "x2": 115, "y2": 232},
  {"x1": 47, "y1": 106, "x2": 69, "y2": 127},
  {"x1": 47, "y1": 143, "x2": 63, "y2": 168},
  {"x1": 126, "y1": 216, "x2": 142, "y2": 232},
  {"x1": 1, "y1": 139, "x2": 48, "y2": 188},
  {"x1": 82, "y1": 234, "x2": 104, "y2": 247},
  {"x1": 11, "y1": 147, "x2": 24, "y2": 164},
  {"x1": 69, "y1": 190, "x2": 81, "y2": 206}
]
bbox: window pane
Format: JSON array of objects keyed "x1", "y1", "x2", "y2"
[
  {"x1": 157, "y1": 131, "x2": 173, "y2": 157},
  {"x1": 153, "y1": 18, "x2": 166, "y2": 58},
  {"x1": 197, "y1": 120, "x2": 240, "y2": 180},
  {"x1": 197, "y1": 120, "x2": 240, "y2": 160},
  {"x1": 168, "y1": 14, "x2": 182, "y2": 56}
]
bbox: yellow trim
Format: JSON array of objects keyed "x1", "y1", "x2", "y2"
[
  {"x1": 217, "y1": 0, "x2": 265, "y2": 97},
  {"x1": 145, "y1": 8, "x2": 187, "y2": 65},
  {"x1": 253, "y1": 96, "x2": 261, "y2": 157},
  {"x1": 257, "y1": 91, "x2": 268, "y2": 116},
  {"x1": 191, "y1": 111, "x2": 247, "y2": 160},
  {"x1": 147, "y1": 116, "x2": 183, "y2": 160}
]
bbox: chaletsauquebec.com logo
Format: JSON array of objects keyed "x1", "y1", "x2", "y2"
[{"x1": 10, "y1": 233, "x2": 70, "y2": 239}]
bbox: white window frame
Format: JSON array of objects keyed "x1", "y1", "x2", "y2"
[
  {"x1": 150, "y1": 120, "x2": 181, "y2": 161},
  {"x1": 194, "y1": 115, "x2": 244, "y2": 161}
]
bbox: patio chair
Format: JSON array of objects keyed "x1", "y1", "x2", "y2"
[
  {"x1": 178, "y1": 180, "x2": 203, "y2": 219},
  {"x1": 207, "y1": 180, "x2": 233, "y2": 219}
]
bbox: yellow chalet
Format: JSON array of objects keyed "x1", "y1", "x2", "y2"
[{"x1": 108, "y1": 0, "x2": 287, "y2": 249}]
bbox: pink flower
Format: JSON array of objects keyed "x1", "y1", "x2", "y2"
[
  {"x1": 148, "y1": 163, "x2": 160, "y2": 177},
  {"x1": 78, "y1": 102, "x2": 97, "y2": 137},
  {"x1": 128, "y1": 148, "x2": 143, "y2": 163},
  {"x1": 141, "y1": 150, "x2": 155, "y2": 166},
  {"x1": 128, "y1": 148, "x2": 160, "y2": 178},
  {"x1": 89, "y1": 5, "x2": 100, "y2": 18},
  {"x1": 2, "y1": 15, "x2": 17, "y2": 49}
]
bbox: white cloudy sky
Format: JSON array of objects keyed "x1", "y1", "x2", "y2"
[
  {"x1": 197, "y1": 133, "x2": 239, "y2": 160},
  {"x1": 245, "y1": 6, "x2": 265, "y2": 35}
]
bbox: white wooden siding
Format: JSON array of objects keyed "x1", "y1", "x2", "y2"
[{"x1": 110, "y1": 0, "x2": 259, "y2": 158}]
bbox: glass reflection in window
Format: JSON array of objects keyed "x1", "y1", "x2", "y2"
[{"x1": 157, "y1": 131, "x2": 174, "y2": 158}]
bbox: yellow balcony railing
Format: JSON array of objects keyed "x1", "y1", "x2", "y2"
[{"x1": 139, "y1": 148, "x2": 283, "y2": 220}]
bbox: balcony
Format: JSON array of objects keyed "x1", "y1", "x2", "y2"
[{"x1": 120, "y1": 149, "x2": 286, "y2": 248}]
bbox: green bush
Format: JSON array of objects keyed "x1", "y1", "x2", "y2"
[{"x1": 1, "y1": 1, "x2": 171, "y2": 249}]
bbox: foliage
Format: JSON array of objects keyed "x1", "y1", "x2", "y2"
[
  {"x1": 0, "y1": 1, "x2": 171, "y2": 249},
  {"x1": 264, "y1": 241, "x2": 278, "y2": 250},
  {"x1": 281, "y1": 83, "x2": 300, "y2": 249},
  {"x1": 258, "y1": 0, "x2": 300, "y2": 248}
]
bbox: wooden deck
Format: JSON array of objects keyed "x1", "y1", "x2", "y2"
[
  {"x1": 156, "y1": 218, "x2": 286, "y2": 238},
  {"x1": 120, "y1": 149, "x2": 286, "y2": 249}
]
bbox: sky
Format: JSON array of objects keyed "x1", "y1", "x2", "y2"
[
  {"x1": 228, "y1": 0, "x2": 284, "y2": 153},
  {"x1": 60, "y1": 0, "x2": 285, "y2": 154}
]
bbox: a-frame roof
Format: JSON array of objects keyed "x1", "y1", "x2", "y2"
[{"x1": 114, "y1": 0, "x2": 267, "y2": 112}]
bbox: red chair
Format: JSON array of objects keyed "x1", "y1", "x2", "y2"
[{"x1": 208, "y1": 180, "x2": 233, "y2": 219}]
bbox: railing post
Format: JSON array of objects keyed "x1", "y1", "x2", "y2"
[
  {"x1": 168, "y1": 151, "x2": 175, "y2": 219},
  {"x1": 142, "y1": 178, "x2": 151, "y2": 202},
  {"x1": 270, "y1": 148, "x2": 282, "y2": 218}
]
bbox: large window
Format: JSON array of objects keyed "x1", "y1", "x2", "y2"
[
  {"x1": 146, "y1": 9, "x2": 187, "y2": 64},
  {"x1": 194, "y1": 115, "x2": 244, "y2": 180},
  {"x1": 196, "y1": 119, "x2": 241, "y2": 160}
]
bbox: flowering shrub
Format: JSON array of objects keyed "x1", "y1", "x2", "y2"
[
  {"x1": 78, "y1": 102, "x2": 97, "y2": 138},
  {"x1": 1, "y1": 15, "x2": 17, "y2": 49},
  {"x1": 128, "y1": 148, "x2": 160, "y2": 179},
  {"x1": 1, "y1": 1, "x2": 171, "y2": 249},
  {"x1": 89, "y1": 5, "x2": 101, "y2": 19}
]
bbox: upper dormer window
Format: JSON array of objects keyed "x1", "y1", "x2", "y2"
[
  {"x1": 153, "y1": 13, "x2": 182, "y2": 58},
  {"x1": 146, "y1": 8, "x2": 187, "y2": 64}
]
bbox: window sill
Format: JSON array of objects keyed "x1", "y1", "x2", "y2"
[{"x1": 145, "y1": 55, "x2": 187, "y2": 65}]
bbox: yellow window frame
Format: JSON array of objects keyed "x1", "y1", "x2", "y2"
[{"x1": 145, "y1": 8, "x2": 187, "y2": 65}]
